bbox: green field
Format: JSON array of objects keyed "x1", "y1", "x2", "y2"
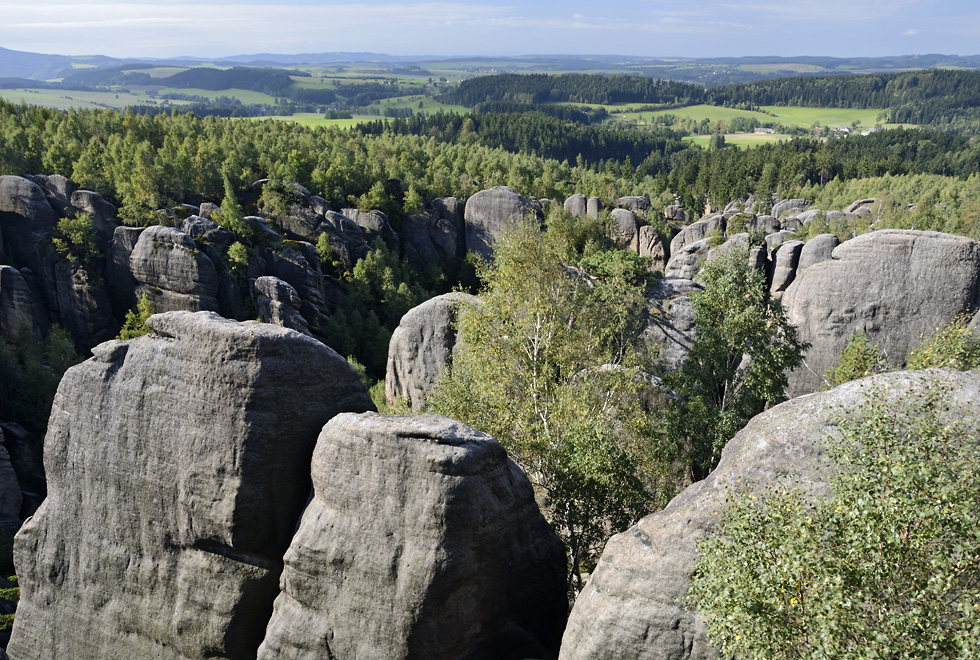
[
  {"x1": 370, "y1": 95, "x2": 469, "y2": 114},
  {"x1": 684, "y1": 133, "x2": 793, "y2": 149},
  {"x1": 254, "y1": 114, "x2": 374, "y2": 129},
  {"x1": 0, "y1": 88, "x2": 166, "y2": 110},
  {"x1": 156, "y1": 87, "x2": 279, "y2": 104},
  {"x1": 759, "y1": 105, "x2": 889, "y2": 128}
]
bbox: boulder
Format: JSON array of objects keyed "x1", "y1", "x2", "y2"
[
  {"x1": 587, "y1": 196, "x2": 602, "y2": 219},
  {"x1": 130, "y1": 225, "x2": 220, "y2": 313},
  {"x1": 270, "y1": 244, "x2": 329, "y2": 337},
  {"x1": 50, "y1": 260, "x2": 116, "y2": 347},
  {"x1": 664, "y1": 205, "x2": 686, "y2": 224},
  {"x1": 258, "y1": 413, "x2": 568, "y2": 660},
  {"x1": 640, "y1": 277, "x2": 701, "y2": 371},
  {"x1": 637, "y1": 226, "x2": 666, "y2": 273},
  {"x1": 8, "y1": 311, "x2": 375, "y2": 660},
  {"x1": 617, "y1": 196, "x2": 651, "y2": 214},
  {"x1": 796, "y1": 233, "x2": 839, "y2": 275},
  {"x1": 564, "y1": 193, "x2": 587, "y2": 218},
  {"x1": 254, "y1": 276, "x2": 309, "y2": 336},
  {"x1": 558, "y1": 369, "x2": 980, "y2": 660},
  {"x1": 403, "y1": 198, "x2": 465, "y2": 265},
  {"x1": 610, "y1": 208, "x2": 639, "y2": 251},
  {"x1": 342, "y1": 208, "x2": 400, "y2": 250},
  {"x1": 669, "y1": 213, "x2": 725, "y2": 257},
  {"x1": 771, "y1": 198, "x2": 810, "y2": 219},
  {"x1": 783, "y1": 230, "x2": 980, "y2": 397},
  {"x1": 665, "y1": 239, "x2": 710, "y2": 280},
  {"x1": 463, "y1": 186, "x2": 542, "y2": 259},
  {"x1": 431, "y1": 197, "x2": 465, "y2": 259},
  {"x1": 845, "y1": 198, "x2": 875, "y2": 214},
  {"x1": 0, "y1": 175, "x2": 57, "y2": 266},
  {"x1": 746, "y1": 214, "x2": 780, "y2": 235},
  {"x1": 385, "y1": 292, "x2": 480, "y2": 410},
  {"x1": 70, "y1": 189, "x2": 118, "y2": 245},
  {"x1": 768, "y1": 239, "x2": 804, "y2": 299},
  {"x1": 30, "y1": 174, "x2": 76, "y2": 216}
]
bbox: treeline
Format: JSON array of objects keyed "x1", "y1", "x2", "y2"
[
  {"x1": 708, "y1": 69, "x2": 980, "y2": 128},
  {"x1": 162, "y1": 67, "x2": 305, "y2": 96},
  {"x1": 442, "y1": 73, "x2": 706, "y2": 106},
  {"x1": 2, "y1": 99, "x2": 980, "y2": 233},
  {"x1": 362, "y1": 112, "x2": 689, "y2": 170}
]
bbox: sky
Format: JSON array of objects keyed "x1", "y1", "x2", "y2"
[{"x1": 0, "y1": 0, "x2": 978, "y2": 60}]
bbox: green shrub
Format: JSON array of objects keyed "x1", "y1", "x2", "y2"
[
  {"x1": 117, "y1": 294, "x2": 156, "y2": 340},
  {"x1": 226, "y1": 241, "x2": 250, "y2": 273},
  {"x1": 824, "y1": 330, "x2": 887, "y2": 386},
  {"x1": 690, "y1": 382, "x2": 980, "y2": 659},
  {"x1": 51, "y1": 211, "x2": 102, "y2": 273},
  {"x1": 906, "y1": 313, "x2": 980, "y2": 371}
]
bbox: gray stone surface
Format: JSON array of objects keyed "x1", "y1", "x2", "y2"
[
  {"x1": 564, "y1": 193, "x2": 587, "y2": 218},
  {"x1": 769, "y1": 239, "x2": 805, "y2": 299},
  {"x1": 641, "y1": 277, "x2": 701, "y2": 371},
  {"x1": 669, "y1": 214, "x2": 725, "y2": 257},
  {"x1": 665, "y1": 239, "x2": 710, "y2": 280},
  {"x1": 587, "y1": 196, "x2": 602, "y2": 219},
  {"x1": 783, "y1": 230, "x2": 980, "y2": 397},
  {"x1": 130, "y1": 225, "x2": 220, "y2": 312},
  {"x1": 0, "y1": 175, "x2": 57, "y2": 266},
  {"x1": 559, "y1": 369, "x2": 980, "y2": 660},
  {"x1": 258, "y1": 412, "x2": 568, "y2": 660},
  {"x1": 341, "y1": 208, "x2": 400, "y2": 250},
  {"x1": 611, "y1": 208, "x2": 639, "y2": 251},
  {"x1": 796, "y1": 233, "x2": 839, "y2": 274},
  {"x1": 385, "y1": 292, "x2": 480, "y2": 410},
  {"x1": 0, "y1": 431, "x2": 21, "y2": 533},
  {"x1": 771, "y1": 198, "x2": 810, "y2": 219},
  {"x1": 70, "y1": 189, "x2": 118, "y2": 245},
  {"x1": 8, "y1": 311, "x2": 375, "y2": 660},
  {"x1": 637, "y1": 225, "x2": 666, "y2": 273},
  {"x1": 51, "y1": 260, "x2": 116, "y2": 346},
  {"x1": 255, "y1": 276, "x2": 309, "y2": 335},
  {"x1": 463, "y1": 186, "x2": 542, "y2": 259},
  {"x1": 618, "y1": 196, "x2": 651, "y2": 214},
  {"x1": 30, "y1": 174, "x2": 76, "y2": 216},
  {"x1": 0, "y1": 265, "x2": 45, "y2": 340}
]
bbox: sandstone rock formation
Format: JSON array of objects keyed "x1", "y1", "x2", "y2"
[
  {"x1": 783, "y1": 230, "x2": 980, "y2": 396},
  {"x1": 0, "y1": 266, "x2": 45, "y2": 340},
  {"x1": 768, "y1": 239, "x2": 804, "y2": 298},
  {"x1": 463, "y1": 186, "x2": 542, "y2": 258},
  {"x1": 796, "y1": 233, "x2": 839, "y2": 274},
  {"x1": 610, "y1": 208, "x2": 639, "y2": 251},
  {"x1": 0, "y1": 176, "x2": 57, "y2": 266},
  {"x1": 385, "y1": 292, "x2": 481, "y2": 410},
  {"x1": 258, "y1": 412, "x2": 568, "y2": 660},
  {"x1": 587, "y1": 196, "x2": 601, "y2": 219},
  {"x1": 665, "y1": 239, "x2": 710, "y2": 279},
  {"x1": 8, "y1": 311, "x2": 374, "y2": 660},
  {"x1": 617, "y1": 196, "x2": 651, "y2": 214},
  {"x1": 255, "y1": 276, "x2": 309, "y2": 335},
  {"x1": 559, "y1": 368, "x2": 980, "y2": 660},
  {"x1": 669, "y1": 213, "x2": 725, "y2": 257},
  {"x1": 637, "y1": 226, "x2": 667, "y2": 273},
  {"x1": 641, "y1": 277, "x2": 701, "y2": 371},
  {"x1": 564, "y1": 193, "x2": 587, "y2": 218},
  {"x1": 130, "y1": 225, "x2": 220, "y2": 313}
]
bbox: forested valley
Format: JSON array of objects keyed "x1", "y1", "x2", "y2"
[{"x1": 2, "y1": 65, "x2": 980, "y2": 658}]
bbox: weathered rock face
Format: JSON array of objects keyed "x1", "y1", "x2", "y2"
[
  {"x1": 70, "y1": 189, "x2": 118, "y2": 245},
  {"x1": 564, "y1": 193, "x2": 587, "y2": 218},
  {"x1": 403, "y1": 198, "x2": 465, "y2": 265},
  {"x1": 50, "y1": 260, "x2": 116, "y2": 346},
  {"x1": 8, "y1": 311, "x2": 375, "y2": 660},
  {"x1": 29, "y1": 174, "x2": 76, "y2": 217},
  {"x1": 0, "y1": 430, "x2": 21, "y2": 536},
  {"x1": 665, "y1": 239, "x2": 710, "y2": 279},
  {"x1": 641, "y1": 277, "x2": 701, "y2": 371},
  {"x1": 670, "y1": 214, "x2": 725, "y2": 257},
  {"x1": 341, "y1": 207, "x2": 400, "y2": 250},
  {"x1": 783, "y1": 230, "x2": 980, "y2": 397},
  {"x1": 258, "y1": 413, "x2": 568, "y2": 660},
  {"x1": 255, "y1": 276, "x2": 309, "y2": 335},
  {"x1": 637, "y1": 226, "x2": 667, "y2": 273},
  {"x1": 768, "y1": 239, "x2": 804, "y2": 299},
  {"x1": 559, "y1": 369, "x2": 980, "y2": 660},
  {"x1": 0, "y1": 176, "x2": 57, "y2": 266},
  {"x1": 0, "y1": 422, "x2": 45, "y2": 521},
  {"x1": 610, "y1": 208, "x2": 639, "y2": 251},
  {"x1": 385, "y1": 292, "x2": 480, "y2": 410},
  {"x1": 771, "y1": 198, "x2": 810, "y2": 219},
  {"x1": 587, "y1": 196, "x2": 602, "y2": 219},
  {"x1": 463, "y1": 186, "x2": 542, "y2": 258},
  {"x1": 0, "y1": 265, "x2": 46, "y2": 340},
  {"x1": 618, "y1": 196, "x2": 651, "y2": 214},
  {"x1": 796, "y1": 233, "x2": 839, "y2": 274},
  {"x1": 130, "y1": 225, "x2": 220, "y2": 313}
]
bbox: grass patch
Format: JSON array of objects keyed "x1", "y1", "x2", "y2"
[{"x1": 759, "y1": 105, "x2": 889, "y2": 128}]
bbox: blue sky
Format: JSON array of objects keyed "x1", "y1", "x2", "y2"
[{"x1": 0, "y1": 1, "x2": 977, "y2": 59}]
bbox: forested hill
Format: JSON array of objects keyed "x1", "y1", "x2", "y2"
[
  {"x1": 708, "y1": 69, "x2": 980, "y2": 127},
  {"x1": 442, "y1": 73, "x2": 706, "y2": 106}
]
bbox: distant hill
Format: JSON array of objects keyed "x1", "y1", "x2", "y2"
[{"x1": 0, "y1": 46, "x2": 129, "y2": 80}]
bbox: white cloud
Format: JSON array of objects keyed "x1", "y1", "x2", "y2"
[{"x1": 903, "y1": 29, "x2": 920, "y2": 36}]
